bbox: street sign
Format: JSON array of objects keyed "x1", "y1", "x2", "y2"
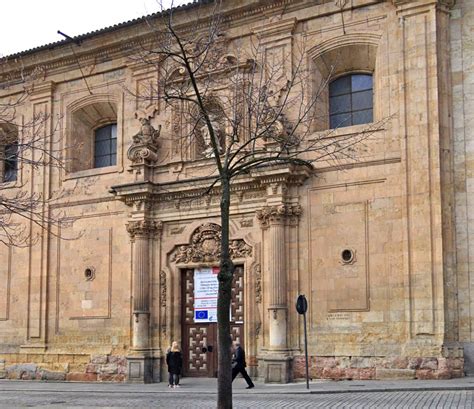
[
  {"x1": 296, "y1": 294, "x2": 308, "y2": 315},
  {"x1": 296, "y1": 294, "x2": 310, "y2": 390}
]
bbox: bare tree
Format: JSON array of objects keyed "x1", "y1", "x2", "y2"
[
  {"x1": 0, "y1": 58, "x2": 66, "y2": 247},
  {"x1": 132, "y1": 1, "x2": 388, "y2": 407}
]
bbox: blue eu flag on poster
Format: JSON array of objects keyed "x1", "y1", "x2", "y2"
[{"x1": 195, "y1": 310, "x2": 208, "y2": 320}]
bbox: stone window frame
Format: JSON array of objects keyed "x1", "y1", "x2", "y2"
[
  {"x1": 0, "y1": 123, "x2": 20, "y2": 187},
  {"x1": 308, "y1": 33, "x2": 381, "y2": 134},
  {"x1": 65, "y1": 94, "x2": 123, "y2": 179}
]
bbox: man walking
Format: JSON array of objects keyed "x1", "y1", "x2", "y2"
[{"x1": 231, "y1": 342, "x2": 255, "y2": 389}]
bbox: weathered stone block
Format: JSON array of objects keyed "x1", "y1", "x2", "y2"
[
  {"x1": 98, "y1": 373, "x2": 126, "y2": 382},
  {"x1": 39, "y1": 370, "x2": 66, "y2": 381},
  {"x1": 86, "y1": 364, "x2": 99, "y2": 373},
  {"x1": 58, "y1": 355, "x2": 72, "y2": 364},
  {"x1": 322, "y1": 367, "x2": 345, "y2": 380},
  {"x1": 42, "y1": 354, "x2": 59, "y2": 364},
  {"x1": 315, "y1": 357, "x2": 336, "y2": 368},
  {"x1": 74, "y1": 355, "x2": 91, "y2": 364},
  {"x1": 66, "y1": 372, "x2": 98, "y2": 382},
  {"x1": 420, "y1": 358, "x2": 438, "y2": 370},
  {"x1": 6, "y1": 364, "x2": 37, "y2": 380},
  {"x1": 344, "y1": 368, "x2": 360, "y2": 380},
  {"x1": 100, "y1": 363, "x2": 118, "y2": 374},
  {"x1": 408, "y1": 358, "x2": 422, "y2": 370},
  {"x1": 359, "y1": 368, "x2": 376, "y2": 380},
  {"x1": 375, "y1": 368, "x2": 415, "y2": 380},
  {"x1": 350, "y1": 357, "x2": 374, "y2": 368},
  {"x1": 90, "y1": 355, "x2": 107, "y2": 364},
  {"x1": 310, "y1": 366, "x2": 323, "y2": 379},
  {"x1": 415, "y1": 369, "x2": 438, "y2": 380},
  {"x1": 336, "y1": 357, "x2": 351, "y2": 368}
]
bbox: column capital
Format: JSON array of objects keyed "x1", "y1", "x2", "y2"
[
  {"x1": 256, "y1": 204, "x2": 302, "y2": 229},
  {"x1": 127, "y1": 219, "x2": 162, "y2": 239}
]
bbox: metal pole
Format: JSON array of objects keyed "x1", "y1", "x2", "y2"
[{"x1": 303, "y1": 310, "x2": 309, "y2": 389}]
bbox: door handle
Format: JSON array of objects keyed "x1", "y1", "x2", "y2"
[
  {"x1": 207, "y1": 345, "x2": 213, "y2": 352},
  {"x1": 201, "y1": 347, "x2": 207, "y2": 353}
]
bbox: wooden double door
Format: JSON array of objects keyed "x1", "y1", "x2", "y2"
[{"x1": 181, "y1": 266, "x2": 244, "y2": 377}]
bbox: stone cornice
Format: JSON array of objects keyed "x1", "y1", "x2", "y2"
[
  {"x1": 392, "y1": 0, "x2": 455, "y2": 10},
  {"x1": 110, "y1": 163, "x2": 312, "y2": 208}
]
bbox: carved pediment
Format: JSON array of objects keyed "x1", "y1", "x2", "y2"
[{"x1": 170, "y1": 223, "x2": 252, "y2": 264}]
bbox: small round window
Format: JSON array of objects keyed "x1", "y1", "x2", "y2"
[
  {"x1": 84, "y1": 267, "x2": 96, "y2": 281},
  {"x1": 341, "y1": 249, "x2": 355, "y2": 264}
]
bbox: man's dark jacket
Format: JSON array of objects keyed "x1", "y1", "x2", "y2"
[{"x1": 233, "y1": 346, "x2": 246, "y2": 368}]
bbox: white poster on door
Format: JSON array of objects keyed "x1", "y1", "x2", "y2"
[{"x1": 194, "y1": 267, "x2": 219, "y2": 322}]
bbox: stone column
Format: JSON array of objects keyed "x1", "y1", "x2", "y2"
[
  {"x1": 257, "y1": 204, "x2": 301, "y2": 382},
  {"x1": 126, "y1": 219, "x2": 161, "y2": 383}
]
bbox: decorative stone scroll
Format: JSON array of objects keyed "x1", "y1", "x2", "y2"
[
  {"x1": 256, "y1": 204, "x2": 302, "y2": 229},
  {"x1": 127, "y1": 117, "x2": 161, "y2": 164},
  {"x1": 126, "y1": 219, "x2": 162, "y2": 239},
  {"x1": 170, "y1": 223, "x2": 252, "y2": 264}
]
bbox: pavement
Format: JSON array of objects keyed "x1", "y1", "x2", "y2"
[
  {"x1": 1, "y1": 376, "x2": 474, "y2": 394},
  {"x1": 2, "y1": 378, "x2": 474, "y2": 408}
]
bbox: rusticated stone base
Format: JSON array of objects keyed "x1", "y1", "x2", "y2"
[
  {"x1": 0, "y1": 353, "x2": 128, "y2": 382},
  {"x1": 293, "y1": 354, "x2": 464, "y2": 381}
]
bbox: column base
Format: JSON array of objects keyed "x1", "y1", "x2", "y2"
[
  {"x1": 126, "y1": 354, "x2": 154, "y2": 383},
  {"x1": 259, "y1": 354, "x2": 293, "y2": 383}
]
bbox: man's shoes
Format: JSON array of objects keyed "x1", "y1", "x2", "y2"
[{"x1": 246, "y1": 385, "x2": 255, "y2": 389}]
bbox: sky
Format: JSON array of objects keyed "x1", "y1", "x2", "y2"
[{"x1": 0, "y1": 0, "x2": 189, "y2": 57}]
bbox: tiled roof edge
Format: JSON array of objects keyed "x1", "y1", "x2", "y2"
[{"x1": 3, "y1": 0, "x2": 213, "y2": 59}]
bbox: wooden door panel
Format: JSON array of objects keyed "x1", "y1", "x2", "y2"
[{"x1": 182, "y1": 266, "x2": 244, "y2": 377}]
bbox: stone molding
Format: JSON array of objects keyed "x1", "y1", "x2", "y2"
[
  {"x1": 391, "y1": 0, "x2": 455, "y2": 9},
  {"x1": 256, "y1": 204, "x2": 302, "y2": 229}
]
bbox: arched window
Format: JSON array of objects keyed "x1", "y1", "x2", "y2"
[
  {"x1": 329, "y1": 74, "x2": 373, "y2": 129},
  {"x1": 68, "y1": 98, "x2": 119, "y2": 173},
  {"x1": 94, "y1": 124, "x2": 117, "y2": 168}
]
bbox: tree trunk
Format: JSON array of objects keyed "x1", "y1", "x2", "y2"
[{"x1": 217, "y1": 176, "x2": 234, "y2": 409}]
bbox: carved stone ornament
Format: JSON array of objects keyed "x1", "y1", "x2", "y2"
[
  {"x1": 126, "y1": 219, "x2": 162, "y2": 238},
  {"x1": 256, "y1": 204, "x2": 302, "y2": 228},
  {"x1": 170, "y1": 223, "x2": 252, "y2": 264},
  {"x1": 160, "y1": 270, "x2": 167, "y2": 307},
  {"x1": 254, "y1": 264, "x2": 262, "y2": 304},
  {"x1": 127, "y1": 117, "x2": 161, "y2": 164}
]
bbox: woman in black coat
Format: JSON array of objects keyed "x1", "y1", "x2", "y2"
[{"x1": 166, "y1": 341, "x2": 183, "y2": 388}]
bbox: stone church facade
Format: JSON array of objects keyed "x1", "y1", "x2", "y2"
[{"x1": 0, "y1": 0, "x2": 472, "y2": 383}]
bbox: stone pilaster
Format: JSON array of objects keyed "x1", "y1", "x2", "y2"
[
  {"x1": 256, "y1": 204, "x2": 301, "y2": 382},
  {"x1": 126, "y1": 219, "x2": 162, "y2": 383}
]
